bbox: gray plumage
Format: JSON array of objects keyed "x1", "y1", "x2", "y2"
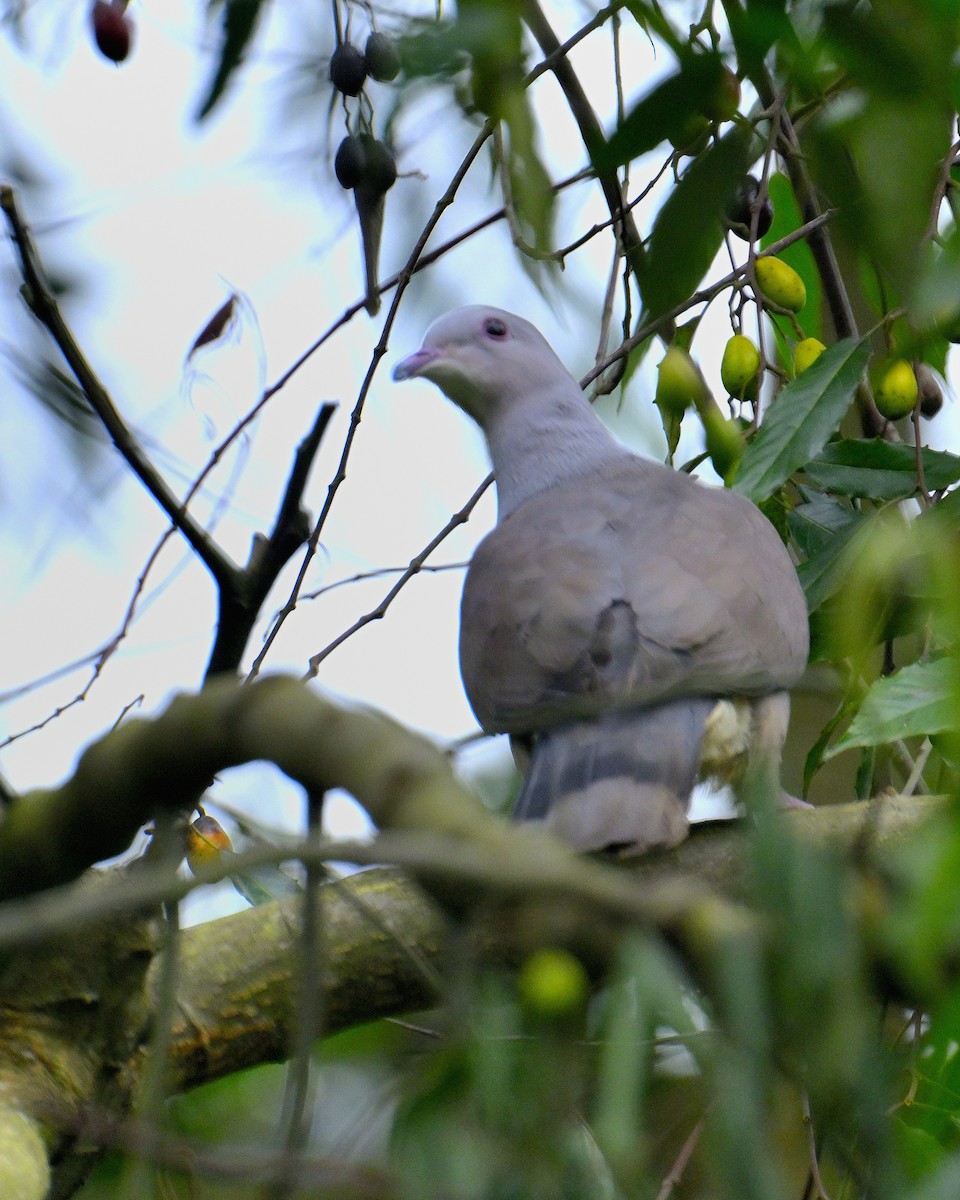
[{"x1": 393, "y1": 306, "x2": 808, "y2": 855}]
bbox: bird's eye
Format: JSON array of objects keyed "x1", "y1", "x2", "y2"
[{"x1": 484, "y1": 317, "x2": 508, "y2": 339}]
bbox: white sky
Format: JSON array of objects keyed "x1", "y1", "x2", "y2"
[
  {"x1": 1, "y1": 1, "x2": 956, "y2": 919},
  {"x1": 0, "y1": 1, "x2": 677, "y2": 918}
]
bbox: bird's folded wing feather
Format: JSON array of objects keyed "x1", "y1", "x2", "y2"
[{"x1": 460, "y1": 457, "x2": 808, "y2": 733}]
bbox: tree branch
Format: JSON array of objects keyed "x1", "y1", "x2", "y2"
[
  {"x1": 205, "y1": 402, "x2": 337, "y2": 678},
  {"x1": 0, "y1": 184, "x2": 240, "y2": 591},
  {"x1": 521, "y1": 0, "x2": 647, "y2": 279}
]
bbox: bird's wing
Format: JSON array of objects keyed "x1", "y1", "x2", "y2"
[{"x1": 459, "y1": 457, "x2": 808, "y2": 734}]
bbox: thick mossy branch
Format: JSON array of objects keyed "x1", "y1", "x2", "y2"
[
  {"x1": 163, "y1": 867, "x2": 447, "y2": 1092},
  {"x1": 159, "y1": 794, "x2": 946, "y2": 1092},
  {"x1": 0, "y1": 675, "x2": 504, "y2": 900}
]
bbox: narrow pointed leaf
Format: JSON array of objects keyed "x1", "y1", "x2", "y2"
[
  {"x1": 596, "y1": 51, "x2": 724, "y2": 170},
  {"x1": 733, "y1": 336, "x2": 870, "y2": 502},
  {"x1": 796, "y1": 513, "x2": 867, "y2": 613},
  {"x1": 787, "y1": 494, "x2": 860, "y2": 558},
  {"x1": 639, "y1": 124, "x2": 753, "y2": 320},
  {"x1": 196, "y1": 0, "x2": 266, "y2": 121}
]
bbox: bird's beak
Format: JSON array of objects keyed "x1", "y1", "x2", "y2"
[{"x1": 392, "y1": 346, "x2": 438, "y2": 381}]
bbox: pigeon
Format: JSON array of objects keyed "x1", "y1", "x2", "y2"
[{"x1": 393, "y1": 306, "x2": 808, "y2": 854}]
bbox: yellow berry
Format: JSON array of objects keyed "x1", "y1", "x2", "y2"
[
  {"x1": 755, "y1": 256, "x2": 806, "y2": 313},
  {"x1": 186, "y1": 812, "x2": 234, "y2": 874},
  {"x1": 720, "y1": 334, "x2": 761, "y2": 400},
  {"x1": 874, "y1": 359, "x2": 918, "y2": 420},
  {"x1": 794, "y1": 337, "x2": 826, "y2": 375},
  {"x1": 517, "y1": 948, "x2": 589, "y2": 1018},
  {"x1": 656, "y1": 347, "x2": 704, "y2": 415}
]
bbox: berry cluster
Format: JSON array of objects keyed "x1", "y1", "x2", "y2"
[{"x1": 330, "y1": 31, "x2": 399, "y2": 202}]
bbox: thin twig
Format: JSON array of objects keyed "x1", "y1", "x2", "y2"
[
  {"x1": 270, "y1": 793, "x2": 327, "y2": 1200},
  {"x1": 581, "y1": 211, "x2": 835, "y2": 388},
  {"x1": 801, "y1": 1089, "x2": 834, "y2": 1200},
  {"x1": 305, "y1": 474, "x2": 492, "y2": 676},
  {"x1": 302, "y1": 560, "x2": 469, "y2": 602},
  {"x1": 655, "y1": 1115, "x2": 707, "y2": 1200},
  {"x1": 250, "y1": 119, "x2": 497, "y2": 679},
  {"x1": 900, "y1": 738, "x2": 932, "y2": 798},
  {"x1": 522, "y1": 0, "x2": 647, "y2": 280}
]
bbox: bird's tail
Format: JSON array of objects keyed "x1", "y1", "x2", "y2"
[{"x1": 513, "y1": 698, "x2": 716, "y2": 856}]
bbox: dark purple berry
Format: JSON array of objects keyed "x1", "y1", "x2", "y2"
[
  {"x1": 726, "y1": 175, "x2": 774, "y2": 241},
  {"x1": 359, "y1": 136, "x2": 397, "y2": 194},
  {"x1": 91, "y1": 1, "x2": 133, "y2": 63},
  {"x1": 364, "y1": 31, "x2": 400, "y2": 82},
  {"x1": 917, "y1": 364, "x2": 944, "y2": 419},
  {"x1": 330, "y1": 41, "x2": 367, "y2": 97},
  {"x1": 334, "y1": 136, "x2": 367, "y2": 190}
]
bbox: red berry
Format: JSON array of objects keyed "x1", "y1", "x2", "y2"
[{"x1": 91, "y1": 1, "x2": 133, "y2": 63}]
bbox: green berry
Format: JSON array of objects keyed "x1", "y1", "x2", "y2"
[
  {"x1": 669, "y1": 112, "x2": 710, "y2": 155},
  {"x1": 720, "y1": 334, "x2": 761, "y2": 400},
  {"x1": 518, "y1": 949, "x2": 589, "y2": 1018},
  {"x1": 656, "y1": 347, "x2": 704, "y2": 415},
  {"x1": 874, "y1": 359, "x2": 918, "y2": 420}
]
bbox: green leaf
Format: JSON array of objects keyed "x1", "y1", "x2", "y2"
[
  {"x1": 805, "y1": 440, "x2": 960, "y2": 501},
  {"x1": 802, "y1": 681, "x2": 863, "y2": 796},
  {"x1": 787, "y1": 493, "x2": 859, "y2": 558},
  {"x1": 595, "y1": 51, "x2": 724, "y2": 171},
  {"x1": 638, "y1": 124, "x2": 753, "y2": 321},
  {"x1": 733, "y1": 336, "x2": 870, "y2": 502},
  {"x1": 795, "y1": 512, "x2": 866, "y2": 613},
  {"x1": 195, "y1": 0, "x2": 266, "y2": 121},
  {"x1": 827, "y1": 657, "x2": 960, "y2": 757}
]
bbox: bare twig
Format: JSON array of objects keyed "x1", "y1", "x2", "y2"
[
  {"x1": 655, "y1": 1115, "x2": 707, "y2": 1200},
  {"x1": 305, "y1": 474, "x2": 492, "y2": 676},
  {"x1": 801, "y1": 1090, "x2": 834, "y2": 1200},
  {"x1": 302, "y1": 560, "x2": 469, "y2": 602},
  {"x1": 271, "y1": 793, "x2": 327, "y2": 1200},
  {"x1": 522, "y1": 0, "x2": 647, "y2": 280},
  {"x1": 205, "y1": 403, "x2": 337, "y2": 677},
  {"x1": 250, "y1": 119, "x2": 497, "y2": 679}
]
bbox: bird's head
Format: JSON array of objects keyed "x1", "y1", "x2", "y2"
[{"x1": 392, "y1": 305, "x2": 572, "y2": 426}]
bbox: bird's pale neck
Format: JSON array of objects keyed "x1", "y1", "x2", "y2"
[{"x1": 483, "y1": 383, "x2": 626, "y2": 519}]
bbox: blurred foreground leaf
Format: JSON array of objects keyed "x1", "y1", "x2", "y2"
[{"x1": 196, "y1": 0, "x2": 266, "y2": 121}]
